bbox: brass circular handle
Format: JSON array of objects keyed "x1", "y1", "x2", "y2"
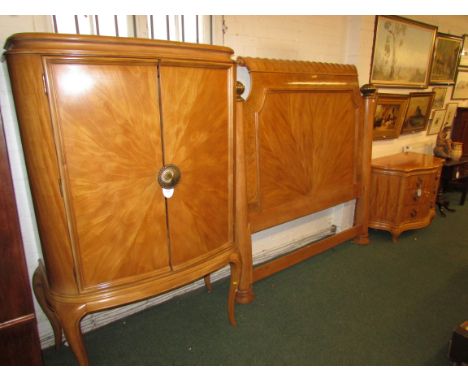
[{"x1": 158, "y1": 164, "x2": 181, "y2": 189}]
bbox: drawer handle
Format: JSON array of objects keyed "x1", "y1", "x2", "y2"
[
  {"x1": 413, "y1": 186, "x2": 422, "y2": 201},
  {"x1": 158, "y1": 164, "x2": 181, "y2": 189},
  {"x1": 410, "y1": 209, "x2": 418, "y2": 218}
]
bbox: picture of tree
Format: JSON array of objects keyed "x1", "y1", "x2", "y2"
[
  {"x1": 370, "y1": 16, "x2": 437, "y2": 88},
  {"x1": 381, "y1": 20, "x2": 407, "y2": 81}
]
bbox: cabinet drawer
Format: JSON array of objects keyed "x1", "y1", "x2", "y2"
[
  {"x1": 403, "y1": 189, "x2": 429, "y2": 206},
  {"x1": 404, "y1": 174, "x2": 434, "y2": 191},
  {"x1": 401, "y1": 203, "x2": 431, "y2": 223},
  {"x1": 404, "y1": 187, "x2": 438, "y2": 206}
]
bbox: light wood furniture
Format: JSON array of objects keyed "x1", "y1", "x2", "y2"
[
  {"x1": 5, "y1": 33, "x2": 249, "y2": 365},
  {"x1": 0, "y1": 107, "x2": 42, "y2": 365},
  {"x1": 235, "y1": 57, "x2": 376, "y2": 298},
  {"x1": 369, "y1": 152, "x2": 444, "y2": 242}
]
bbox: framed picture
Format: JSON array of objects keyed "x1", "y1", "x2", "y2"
[
  {"x1": 373, "y1": 93, "x2": 409, "y2": 140},
  {"x1": 427, "y1": 109, "x2": 446, "y2": 135},
  {"x1": 444, "y1": 102, "x2": 458, "y2": 127},
  {"x1": 432, "y1": 87, "x2": 448, "y2": 109},
  {"x1": 369, "y1": 16, "x2": 437, "y2": 88},
  {"x1": 452, "y1": 67, "x2": 468, "y2": 99},
  {"x1": 401, "y1": 92, "x2": 435, "y2": 134},
  {"x1": 429, "y1": 33, "x2": 463, "y2": 84},
  {"x1": 459, "y1": 34, "x2": 468, "y2": 66}
]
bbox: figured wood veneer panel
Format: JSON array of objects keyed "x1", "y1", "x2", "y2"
[
  {"x1": 255, "y1": 90, "x2": 357, "y2": 227},
  {"x1": 47, "y1": 60, "x2": 170, "y2": 289},
  {"x1": 159, "y1": 64, "x2": 232, "y2": 268},
  {"x1": 369, "y1": 172, "x2": 402, "y2": 224}
]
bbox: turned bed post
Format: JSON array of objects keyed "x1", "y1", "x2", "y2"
[
  {"x1": 354, "y1": 84, "x2": 377, "y2": 245},
  {"x1": 234, "y1": 80, "x2": 255, "y2": 304}
]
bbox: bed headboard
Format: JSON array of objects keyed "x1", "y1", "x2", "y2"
[
  {"x1": 238, "y1": 56, "x2": 370, "y2": 232},
  {"x1": 235, "y1": 57, "x2": 376, "y2": 300}
]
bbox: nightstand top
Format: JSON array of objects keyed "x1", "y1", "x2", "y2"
[{"x1": 372, "y1": 152, "x2": 445, "y2": 172}]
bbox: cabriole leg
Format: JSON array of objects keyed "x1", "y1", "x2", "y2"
[
  {"x1": 32, "y1": 266, "x2": 63, "y2": 350},
  {"x1": 54, "y1": 302, "x2": 88, "y2": 365}
]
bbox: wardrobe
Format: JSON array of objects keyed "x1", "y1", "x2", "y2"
[{"x1": 5, "y1": 33, "x2": 247, "y2": 365}]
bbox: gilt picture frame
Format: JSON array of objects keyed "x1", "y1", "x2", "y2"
[
  {"x1": 373, "y1": 93, "x2": 409, "y2": 140},
  {"x1": 443, "y1": 103, "x2": 458, "y2": 128},
  {"x1": 401, "y1": 92, "x2": 435, "y2": 135},
  {"x1": 430, "y1": 33, "x2": 463, "y2": 85},
  {"x1": 459, "y1": 34, "x2": 468, "y2": 67},
  {"x1": 370, "y1": 16, "x2": 437, "y2": 88},
  {"x1": 427, "y1": 109, "x2": 446, "y2": 135},
  {"x1": 432, "y1": 86, "x2": 448, "y2": 109},
  {"x1": 452, "y1": 67, "x2": 468, "y2": 99}
]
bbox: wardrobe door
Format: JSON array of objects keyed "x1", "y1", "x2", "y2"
[
  {"x1": 159, "y1": 63, "x2": 234, "y2": 269},
  {"x1": 45, "y1": 58, "x2": 170, "y2": 290}
]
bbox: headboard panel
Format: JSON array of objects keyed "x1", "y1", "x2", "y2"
[
  {"x1": 235, "y1": 57, "x2": 376, "y2": 301},
  {"x1": 238, "y1": 57, "x2": 365, "y2": 232}
]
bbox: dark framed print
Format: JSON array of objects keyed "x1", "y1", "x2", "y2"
[
  {"x1": 401, "y1": 92, "x2": 435, "y2": 134},
  {"x1": 432, "y1": 86, "x2": 448, "y2": 109},
  {"x1": 460, "y1": 34, "x2": 468, "y2": 66},
  {"x1": 452, "y1": 67, "x2": 468, "y2": 99},
  {"x1": 370, "y1": 16, "x2": 437, "y2": 88},
  {"x1": 430, "y1": 33, "x2": 463, "y2": 84},
  {"x1": 427, "y1": 109, "x2": 446, "y2": 135},
  {"x1": 373, "y1": 93, "x2": 409, "y2": 140}
]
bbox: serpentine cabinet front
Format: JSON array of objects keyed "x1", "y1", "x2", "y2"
[{"x1": 5, "y1": 33, "x2": 245, "y2": 365}]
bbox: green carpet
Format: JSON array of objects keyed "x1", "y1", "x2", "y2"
[{"x1": 42, "y1": 192, "x2": 468, "y2": 365}]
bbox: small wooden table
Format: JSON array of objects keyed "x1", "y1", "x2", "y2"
[{"x1": 440, "y1": 157, "x2": 468, "y2": 204}]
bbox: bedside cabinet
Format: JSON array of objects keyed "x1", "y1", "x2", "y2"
[{"x1": 369, "y1": 152, "x2": 444, "y2": 242}]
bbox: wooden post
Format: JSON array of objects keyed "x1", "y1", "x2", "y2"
[
  {"x1": 234, "y1": 81, "x2": 255, "y2": 304},
  {"x1": 354, "y1": 84, "x2": 377, "y2": 245}
]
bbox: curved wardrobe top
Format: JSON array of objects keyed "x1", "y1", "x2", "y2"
[{"x1": 4, "y1": 33, "x2": 234, "y2": 62}]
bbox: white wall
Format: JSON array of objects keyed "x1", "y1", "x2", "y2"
[
  {"x1": 2, "y1": 15, "x2": 468, "y2": 349},
  {"x1": 223, "y1": 15, "x2": 350, "y2": 62}
]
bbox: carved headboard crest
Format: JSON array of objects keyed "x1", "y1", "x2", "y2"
[{"x1": 236, "y1": 56, "x2": 357, "y2": 76}]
